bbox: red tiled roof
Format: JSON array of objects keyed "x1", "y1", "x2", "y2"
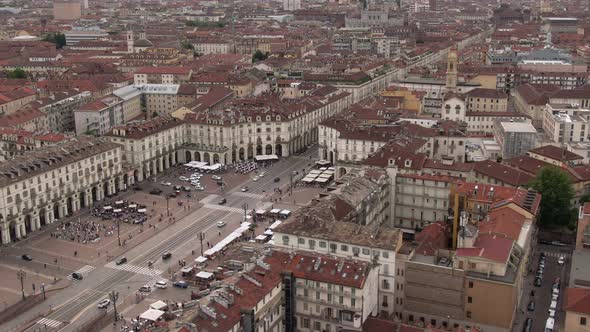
[
  {"x1": 0, "y1": 108, "x2": 45, "y2": 127},
  {"x1": 135, "y1": 66, "x2": 192, "y2": 75},
  {"x1": 479, "y1": 207, "x2": 526, "y2": 241},
  {"x1": 457, "y1": 234, "x2": 514, "y2": 263},
  {"x1": 528, "y1": 145, "x2": 583, "y2": 162},
  {"x1": 582, "y1": 202, "x2": 590, "y2": 215},
  {"x1": 473, "y1": 160, "x2": 533, "y2": 186},
  {"x1": 566, "y1": 287, "x2": 590, "y2": 315},
  {"x1": 286, "y1": 253, "x2": 370, "y2": 288},
  {"x1": 466, "y1": 88, "x2": 507, "y2": 99}
]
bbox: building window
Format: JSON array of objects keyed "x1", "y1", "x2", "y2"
[
  {"x1": 303, "y1": 318, "x2": 310, "y2": 328},
  {"x1": 582, "y1": 317, "x2": 587, "y2": 325},
  {"x1": 341, "y1": 245, "x2": 348, "y2": 252},
  {"x1": 468, "y1": 281, "x2": 473, "y2": 288},
  {"x1": 298, "y1": 238, "x2": 305, "y2": 245},
  {"x1": 282, "y1": 236, "x2": 289, "y2": 245},
  {"x1": 362, "y1": 248, "x2": 370, "y2": 255},
  {"x1": 352, "y1": 247, "x2": 360, "y2": 257},
  {"x1": 382, "y1": 295, "x2": 388, "y2": 307},
  {"x1": 468, "y1": 296, "x2": 473, "y2": 303},
  {"x1": 319, "y1": 241, "x2": 326, "y2": 248},
  {"x1": 466, "y1": 311, "x2": 471, "y2": 318}
]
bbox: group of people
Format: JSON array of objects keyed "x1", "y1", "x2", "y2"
[{"x1": 51, "y1": 219, "x2": 113, "y2": 244}]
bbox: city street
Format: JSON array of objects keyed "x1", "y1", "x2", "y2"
[
  {"x1": 514, "y1": 243, "x2": 572, "y2": 332},
  {"x1": 0, "y1": 147, "x2": 319, "y2": 332}
]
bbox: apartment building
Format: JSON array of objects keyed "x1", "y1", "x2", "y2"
[
  {"x1": 183, "y1": 86, "x2": 351, "y2": 165},
  {"x1": 35, "y1": 90, "x2": 93, "y2": 133},
  {"x1": 0, "y1": 87, "x2": 37, "y2": 115},
  {"x1": 542, "y1": 103, "x2": 590, "y2": 144},
  {"x1": 272, "y1": 178, "x2": 402, "y2": 318},
  {"x1": 465, "y1": 88, "x2": 508, "y2": 113},
  {"x1": 394, "y1": 173, "x2": 463, "y2": 233},
  {"x1": 133, "y1": 67, "x2": 193, "y2": 85},
  {"x1": 492, "y1": 120, "x2": 538, "y2": 159},
  {"x1": 108, "y1": 116, "x2": 185, "y2": 182},
  {"x1": 74, "y1": 95, "x2": 125, "y2": 136},
  {"x1": 0, "y1": 137, "x2": 124, "y2": 244},
  {"x1": 465, "y1": 112, "x2": 530, "y2": 135},
  {"x1": 565, "y1": 288, "x2": 590, "y2": 332},
  {"x1": 319, "y1": 117, "x2": 467, "y2": 164}
]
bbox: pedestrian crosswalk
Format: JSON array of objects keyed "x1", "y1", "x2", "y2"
[
  {"x1": 231, "y1": 192, "x2": 264, "y2": 199},
  {"x1": 104, "y1": 262, "x2": 163, "y2": 277},
  {"x1": 66, "y1": 265, "x2": 96, "y2": 280},
  {"x1": 36, "y1": 317, "x2": 62, "y2": 328},
  {"x1": 543, "y1": 251, "x2": 571, "y2": 258},
  {"x1": 203, "y1": 204, "x2": 242, "y2": 213}
]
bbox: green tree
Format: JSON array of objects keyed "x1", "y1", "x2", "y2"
[
  {"x1": 43, "y1": 32, "x2": 66, "y2": 49},
  {"x1": 181, "y1": 40, "x2": 194, "y2": 50},
  {"x1": 252, "y1": 50, "x2": 268, "y2": 63},
  {"x1": 7, "y1": 68, "x2": 26, "y2": 79},
  {"x1": 529, "y1": 166, "x2": 575, "y2": 229}
]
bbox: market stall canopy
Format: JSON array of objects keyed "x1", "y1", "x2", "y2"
[
  {"x1": 150, "y1": 300, "x2": 167, "y2": 310},
  {"x1": 269, "y1": 208, "x2": 281, "y2": 214},
  {"x1": 256, "y1": 209, "x2": 266, "y2": 215},
  {"x1": 280, "y1": 210, "x2": 291, "y2": 216},
  {"x1": 140, "y1": 309, "x2": 164, "y2": 321},
  {"x1": 268, "y1": 220, "x2": 282, "y2": 229},
  {"x1": 194, "y1": 256, "x2": 207, "y2": 263},
  {"x1": 256, "y1": 234, "x2": 268, "y2": 241},
  {"x1": 196, "y1": 271, "x2": 213, "y2": 279},
  {"x1": 254, "y1": 155, "x2": 278, "y2": 161},
  {"x1": 103, "y1": 206, "x2": 112, "y2": 210}
]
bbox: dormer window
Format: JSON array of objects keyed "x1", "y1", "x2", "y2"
[{"x1": 405, "y1": 159, "x2": 412, "y2": 167}]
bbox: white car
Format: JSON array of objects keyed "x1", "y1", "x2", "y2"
[
  {"x1": 155, "y1": 280, "x2": 168, "y2": 289},
  {"x1": 558, "y1": 255, "x2": 565, "y2": 265},
  {"x1": 179, "y1": 176, "x2": 188, "y2": 181},
  {"x1": 161, "y1": 182, "x2": 172, "y2": 186},
  {"x1": 98, "y1": 299, "x2": 111, "y2": 309},
  {"x1": 552, "y1": 293, "x2": 559, "y2": 301},
  {"x1": 259, "y1": 171, "x2": 266, "y2": 177},
  {"x1": 212, "y1": 175, "x2": 221, "y2": 180},
  {"x1": 548, "y1": 309, "x2": 556, "y2": 318},
  {"x1": 217, "y1": 221, "x2": 227, "y2": 227},
  {"x1": 241, "y1": 186, "x2": 249, "y2": 192},
  {"x1": 195, "y1": 186, "x2": 205, "y2": 191},
  {"x1": 253, "y1": 176, "x2": 259, "y2": 182}
]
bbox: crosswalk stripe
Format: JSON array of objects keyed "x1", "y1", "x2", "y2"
[
  {"x1": 542, "y1": 251, "x2": 570, "y2": 258},
  {"x1": 203, "y1": 204, "x2": 242, "y2": 213},
  {"x1": 37, "y1": 317, "x2": 61, "y2": 328},
  {"x1": 104, "y1": 262, "x2": 163, "y2": 277},
  {"x1": 66, "y1": 265, "x2": 96, "y2": 280},
  {"x1": 231, "y1": 192, "x2": 264, "y2": 199}
]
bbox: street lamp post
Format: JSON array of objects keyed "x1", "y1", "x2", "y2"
[
  {"x1": 116, "y1": 218, "x2": 121, "y2": 246},
  {"x1": 166, "y1": 196, "x2": 170, "y2": 216},
  {"x1": 17, "y1": 270, "x2": 26, "y2": 300},
  {"x1": 199, "y1": 232, "x2": 205, "y2": 256},
  {"x1": 109, "y1": 290, "x2": 119, "y2": 322},
  {"x1": 41, "y1": 283, "x2": 46, "y2": 300},
  {"x1": 289, "y1": 171, "x2": 298, "y2": 195},
  {"x1": 242, "y1": 203, "x2": 248, "y2": 221}
]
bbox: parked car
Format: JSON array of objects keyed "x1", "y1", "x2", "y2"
[
  {"x1": 253, "y1": 176, "x2": 259, "y2": 182},
  {"x1": 97, "y1": 299, "x2": 110, "y2": 309},
  {"x1": 530, "y1": 289, "x2": 535, "y2": 296},
  {"x1": 273, "y1": 177, "x2": 280, "y2": 182},
  {"x1": 21, "y1": 254, "x2": 33, "y2": 261},
  {"x1": 139, "y1": 285, "x2": 151, "y2": 293},
  {"x1": 162, "y1": 252, "x2": 172, "y2": 260},
  {"x1": 534, "y1": 277, "x2": 542, "y2": 287},
  {"x1": 218, "y1": 198, "x2": 227, "y2": 205},
  {"x1": 217, "y1": 221, "x2": 227, "y2": 227},
  {"x1": 161, "y1": 182, "x2": 172, "y2": 186},
  {"x1": 212, "y1": 175, "x2": 222, "y2": 180},
  {"x1": 527, "y1": 300, "x2": 535, "y2": 311},
  {"x1": 173, "y1": 281, "x2": 188, "y2": 288},
  {"x1": 168, "y1": 192, "x2": 177, "y2": 198},
  {"x1": 183, "y1": 186, "x2": 191, "y2": 192},
  {"x1": 522, "y1": 318, "x2": 533, "y2": 332},
  {"x1": 259, "y1": 171, "x2": 266, "y2": 177},
  {"x1": 548, "y1": 309, "x2": 556, "y2": 318},
  {"x1": 132, "y1": 186, "x2": 142, "y2": 191},
  {"x1": 155, "y1": 281, "x2": 168, "y2": 289},
  {"x1": 558, "y1": 255, "x2": 566, "y2": 265},
  {"x1": 115, "y1": 257, "x2": 127, "y2": 265},
  {"x1": 72, "y1": 272, "x2": 83, "y2": 280},
  {"x1": 149, "y1": 189, "x2": 162, "y2": 195},
  {"x1": 241, "y1": 186, "x2": 249, "y2": 192}
]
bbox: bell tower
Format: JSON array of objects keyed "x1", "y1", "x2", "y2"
[
  {"x1": 446, "y1": 46, "x2": 458, "y2": 92},
  {"x1": 126, "y1": 31, "x2": 134, "y2": 53}
]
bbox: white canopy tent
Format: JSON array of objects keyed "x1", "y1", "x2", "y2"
[
  {"x1": 115, "y1": 200, "x2": 124, "y2": 205},
  {"x1": 195, "y1": 256, "x2": 207, "y2": 264},
  {"x1": 140, "y1": 309, "x2": 165, "y2": 321},
  {"x1": 254, "y1": 155, "x2": 278, "y2": 161},
  {"x1": 113, "y1": 209, "x2": 122, "y2": 213},
  {"x1": 315, "y1": 160, "x2": 331, "y2": 166},
  {"x1": 269, "y1": 208, "x2": 281, "y2": 214},
  {"x1": 150, "y1": 300, "x2": 168, "y2": 310},
  {"x1": 280, "y1": 210, "x2": 291, "y2": 217},
  {"x1": 256, "y1": 209, "x2": 266, "y2": 215},
  {"x1": 196, "y1": 271, "x2": 213, "y2": 279},
  {"x1": 103, "y1": 206, "x2": 112, "y2": 210},
  {"x1": 138, "y1": 208, "x2": 147, "y2": 213},
  {"x1": 204, "y1": 222, "x2": 251, "y2": 256},
  {"x1": 315, "y1": 177, "x2": 330, "y2": 183},
  {"x1": 255, "y1": 234, "x2": 268, "y2": 241},
  {"x1": 128, "y1": 204, "x2": 137, "y2": 209},
  {"x1": 268, "y1": 220, "x2": 282, "y2": 229}
]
